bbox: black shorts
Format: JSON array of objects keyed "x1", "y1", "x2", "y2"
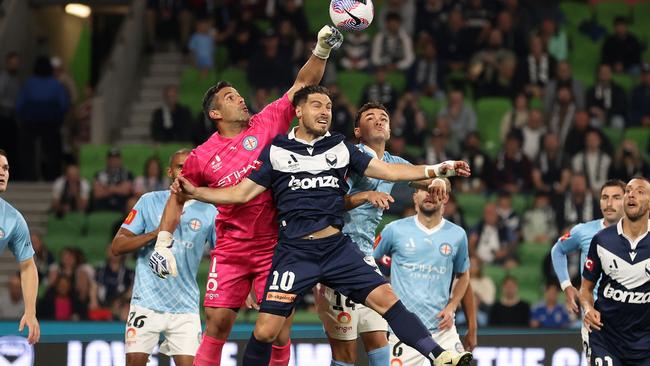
[
  {"x1": 589, "y1": 330, "x2": 650, "y2": 366},
  {"x1": 259, "y1": 233, "x2": 387, "y2": 317}
]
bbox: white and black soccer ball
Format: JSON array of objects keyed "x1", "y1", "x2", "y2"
[{"x1": 329, "y1": 0, "x2": 374, "y2": 32}]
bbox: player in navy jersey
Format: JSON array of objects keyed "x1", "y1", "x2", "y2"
[
  {"x1": 0, "y1": 149, "x2": 40, "y2": 344},
  {"x1": 316, "y1": 102, "x2": 478, "y2": 366},
  {"x1": 111, "y1": 149, "x2": 217, "y2": 366},
  {"x1": 551, "y1": 179, "x2": 625, "y2": 357},
  {"x1": 580, "y1": 177, "x2": 650, "y2": 365},
  {"x1": 172, "y1": 86, "x2": 473, "y2": 366}
]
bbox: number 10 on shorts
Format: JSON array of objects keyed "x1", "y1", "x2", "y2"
[{"x1": 269, "y1": 271, "x2": 295, "y2": 291}]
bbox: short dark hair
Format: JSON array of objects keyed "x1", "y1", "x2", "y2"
[
  {"x1": 600, "y1": 179, "x2": 626, "y2": 195},
  {"x1": 0, "y1": 149, "x2": 5, "y2": 157},
  {"x1": 202, "y1": 81, "x2": 233, "y2": 121},
  {"x1": 291, "y1": 85, "x2": 330, "y2": 107},
  {"x1": 354, "y1": 102, "x2": 389, "y2": 127},
  {"x1": 169, "y1": 148, "x2": 192, "y2": 166}
]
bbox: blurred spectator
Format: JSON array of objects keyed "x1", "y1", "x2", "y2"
[
  {"x1": 248, "y1": 31, "x2": 293, "y2": 93},
  {"x1": 500, "y1": 92, "x2": 530, "y2": 142},
  {"x1": 469, "y1": 202, "x2": 517, "y2": 268},
  {"x1": 226, "y1": 23, "x2": 258, "y2": 67},
  {"x1": 38, "y1": 275, "x2": 87, "y2": 321},
  {"x1": 0, "y1": 52, "x2": 21, "y2": 160},
  {"x1": 438, "y1": 89, "x2": 477, "y2": 147},
  {"x1": 532, "y1": 132, "x2": 571, "y2": 195},
  {"x1": 191, "y1": 113, "x2": 216, "y2": 147},
  {"x1": 0, "y1": 274, "x2": 23, "y2": 319},
  {"x1": 522, "y1": 192, "x2": 558, "y2": 244},
  {"x1": 556, "y1": 174, "x2": 598, "y2": 229},
  {"x1": 266, "y1": 0, "x2": 308, "y2": 36},
  {"x1": 548, "y1": 86, "x2": 577, "y2": 149},
  {"x1": 48, "y1": 247, "x2": 79, "y2": 287},
  {"x1": 50, "y1": 56, "x2": 78, "y2": 102},
  {"x1": 544, "y1": 61, "x2": 585, "y2": 113},
  {"x1": 15, "y1": 56, "x2": 70, "y2": 181},
  {"x1": 494, "y1": 10, "x2": 527, "y2": 57},
  {"x1": 570, "y1": 130, "x2": 612, "y2": 195},
  {"x1": 496, "y1": 192, "x2": 521, "y2": 237},
  {"x1": 457, "y1": 132, "x2": 491, "y2": 193},
  {"x1": 68, "y1": 85, "x2": 93, "y2": 157},
  {"x1": 530, "y1": 283, "x2": 570, "y2": 328},
  {"x1": 563, "y1": 110, "x2": 598, "y2": 159},
  {"x1": 538, "y1": 18, "x2": 567, "y2": 61},
  {"x1": 492, "y1": 133, "x2": 533, "y2": 194},
  {"x1": 134, "y1": 156, "x2": 170, "y2": 197},
  {"x1": 437, "y1": 9, "x2": 476, "y2": 71},
  {"x1": 145, "y1": 0, "x2": 192, "y2": 52},
  {"x1": 377, "y1": 0, "x2": 416, "y2": 36},
  {"x1": 469, "y1": 256, "x2": 496, "y2": 307},
  {"x1": 277, "y1": 19, "x2": 304, "y2": 67},
  {"x1": 74, "y1": 264, "x2": 99, "y2": 319},
  {"x1": 586, "y1": 64, "x2": 627, "y2": 129},
  {"x1": 339, "y1": 31, "x2": 371, "y2": 71},
  {"x1": 468, "y1": 29, "x2": 516, "y2": 89},
  {"x1": 361, "y1": 68, "x2": 398, "y2": 112},
  {"x1": 443, "y1": 193, "x2": 466, "y2": 229},
  {"x1": 477, "y1": 53, "x2": 521, "y2": 99},
  {"x1": 96, "y1": 246, "x2": 135, "y2": 307},
  {"x1": 601, "y1": 17, "x2": 642, "y2": 74},
  {"x1": 188, "y1": 18, "x2": 216, "y2": 77},
  {"x1": 415, "y1": 0, "x2": 449, "y2": 38},
  {"x1": 489, "y1": 276, "x2": 531, "y2": 327},
  {"x1": 327, "y1": 84, "x2": 355, "y2": 138},
  {"x1": 463, "y1": 0, "x2": 493, "y2": 38},
  {"x1": 629, "y1": 63, "x2": 650, "y2": 127},
  {"x1": 249, "y1": 87, "x2": 271, "y2": 115},
  {"x1": 503, "y1": 0, "x2": 532, "y2": 43},
  {"x1": 151, "y1": 85, "x2": 192, "y2": 143},
  {"x1": 522, "y1": 35, "x2": 556, "y2": 98},
  {"x1": 52, "y1": 163, "x2": 90, "y2": 217},
  {"x1": 386, "y1": 132, "x2": 418, "y2": 164},
  {"x1": 608, "y1": 139, "x2": 650, "y2": 181},
  {"x1": 111, "y1": 196, "x2": 140, "y2": 240},
  {"x1": 371, "y1": 12, "x2": 415, "y2": 71},
  {"x1": 407, "y1": 38, "x2": 445, "y2": 98},
  {"x1": 92, "y1": 148, "x2": 134, "y2": 211},
  {"x1": 423, "y1": 128, "x2": 454, "y2": 165},
  {"x1": 519, "y1": 109, "x2": 547, "y2": 161},
  {"x1": 392, "y1": 93, "x2": 428, "y2": 146},
  {"x1": 30, "y1": 232, "x2": 54, "y2": 282}
]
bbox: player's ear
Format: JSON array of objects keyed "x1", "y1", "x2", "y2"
[
  {"x1": 167, "y1": 167, "x2": 173, "y2": 178},
  {"x1": 295, "y1": 105, "x2": 303, "y2": 119},
  {"x1": 353, "y1": 127, "x2": 361, "y2": 138},
  {"x1": 208, "y1": 109, "x2": 222, "y2": 120}
]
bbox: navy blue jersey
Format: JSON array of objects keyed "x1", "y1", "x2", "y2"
[
  {"x1": 582, "y1": 220, "x2": 650, "y2": 360},
  {"x1": 247, "y1": 128, "x2": 372, "y2": 240}
]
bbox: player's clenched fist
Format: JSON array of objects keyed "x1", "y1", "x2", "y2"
[
  {"x1": 171, "y1": 176, "x2": 198, "y2": 199},
  {"x1": 149, "y1": 231, "x2": 178, "y2": 279},
  {"x1": 313, "y1": 25, "x2": 343, "y2": 59},
  {"x1": 583, "y1": 307, "x2": 603, "y2": 332}
]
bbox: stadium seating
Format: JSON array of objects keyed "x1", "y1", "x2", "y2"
[
  {"x1": 594, "y1": 1, "x2": 631, "y2": 32},
  {"x1": 475, "y1": 98, "x2": 511, "y2": 157},
  {"x1": 456, "y1": 193, "x2": 489, "y2": 228},
  {"x1": 624, "y1": 127, "x2": 650, "y2": 160},
  {"x1": 337, "y1": 70, "x2": 374, "y2": 107},
  {"x1": 559, "y1": 2, "x2": 593, "y2": 30},
  {"x1": 418, "y1": 96, "x2": 444, "y2": 128}
]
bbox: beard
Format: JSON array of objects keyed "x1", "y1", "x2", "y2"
[
  {"x1": 625, "y1": 204, "x2": 649, "y2": 222},
  {"x1": 418, "y1": 202, "x2": 443, "y2": 216},
  {"x1": 304, "y1": 121, "x2": 328, "y2": 137}
]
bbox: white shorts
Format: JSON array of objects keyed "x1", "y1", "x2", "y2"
[
  {"x1": 388, "y1": 326, "x2": 465, "y2": 366},
  {"x1": 125, "y1": 304, "x2": 202, "y2": 356},
  {"x1": 581, "y1": 322, "x2": 591, "y2": 359}
]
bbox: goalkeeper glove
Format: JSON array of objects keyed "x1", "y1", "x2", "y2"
[
  {"x1": 149, "y1": 231, "x2": 178, "y2": 279},
  {"x1": 313, "y1": 25, "x2": 343, "y2": 59}
]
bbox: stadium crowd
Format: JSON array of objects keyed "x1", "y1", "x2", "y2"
[{"x1": 1, "y1": 0, "x2": 649, "y2": 329}]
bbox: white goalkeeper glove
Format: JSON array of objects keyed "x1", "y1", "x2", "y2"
[
  {"x1": 149, "y1": 231, "x2": 178, "y2": 279},
  {"x1": 313, "y1": 25, "x2": 344, "y2": 59}
]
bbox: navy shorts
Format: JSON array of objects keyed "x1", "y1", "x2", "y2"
[
  {"x1": 589, "y1": 331, "x2": 650, "y2": 366},
  {"x1": 259, "y1": 233, "x2": 387, "y2": 317}
]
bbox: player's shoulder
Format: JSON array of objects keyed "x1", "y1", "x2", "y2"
[
  {"x1": 0, "y1": 198, "x2": 21, "y2": 221},
  {"x1": 594, "y1": 223, "x2": 618, "y2": 241},
  {"x1": 138, "y1": 190, "x2": 170, "y2": 206},
  {"x1": 384, "y1": 150, "x2": 409, "y2": 164},
  {"x1": 442, "y1": 219, "x2": 466, "y2": 236},
  {"x1": 384, "y1": 216, "x2": 414, "y2": 231}
]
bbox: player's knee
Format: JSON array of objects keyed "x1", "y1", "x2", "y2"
[
  {"x1": 126, "y1": 352, "x2": 149, "y2": 366},
  {"x1": 365, "y1": 284, "x2": 399, "y2": 315},
  {"x1": 253, "y1": 326, "x2": 280, "y2": 343},
  {"x1": 204, "y1": 308, "x2": 237, "y2": 338}
]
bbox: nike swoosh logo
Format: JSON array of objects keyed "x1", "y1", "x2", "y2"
[{"x1": 344, "y1": 8, "x2": 361, "y2": 25}]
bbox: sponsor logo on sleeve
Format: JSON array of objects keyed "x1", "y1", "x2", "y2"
[
  {"x1": 0, "y1": 228, "x2": 5, "y2": 239},
  {"x1": 585, "y1": 258, "x2": 594, "y2": 271},
  {"x1": 559, "y1": 232, "x2": 570, "y2": 241},
  {"x1": 266, "y1": 292, "x2": 297, "y2": 303},
  {"x1": 123, "y1": 210, "x2": 137, "y2": 225}
]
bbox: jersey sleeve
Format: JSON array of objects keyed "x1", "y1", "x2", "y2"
[
  {"x1": 120, "y1": 197, "x2": 147, "y2": 235},
  {"x1": 247, "y1": 145, "x2": 274, "y2": 188},
  {"x1": 8, "y1": 213, "x2": 34, "y2": 262},
  {"x1": 345, "y1": 141, "x2": 373, "y2": 176},
  {"x1": 252, "y1": 93, "x2": 296, "y2": 136},
  {"x1": 181, "y1": 150, "x2": 205, "y2": 187},
  {"x1": 582, "y1": 235, "x2": 602, "y2": 283},
  {"x1": 454, "y1": 231, "x2": 470, "y2": 274},
  {"x1": 551, "y1": 226, "x2": 583, "y2": 287},
  {"x1": 373, "y1": 224, "x2": 394, "y2": 259}
]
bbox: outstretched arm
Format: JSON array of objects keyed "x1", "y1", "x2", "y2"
[
  {"x1": 344, "y1": 191, "x2": 394, "y2": 211},
  {"x1": 112, "y1": 228, "x2": 158, "y2": 256},
  {"x1": 173, "y1": 176, "x2": 267, "y2": 205}
]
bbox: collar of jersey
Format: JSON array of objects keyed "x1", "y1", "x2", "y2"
[
  {"x1": 288, "y1": 127, "x2": 330, "y2": 146},
  {"x1": 412, "y1": 215, "x2": 446, "y2": 236},
  {"x1": 358, "y1": 143, "x2": 386, "y2": 161},
  {"x1": 616, "y1": 218, "x2": 650, "y2": 250}
]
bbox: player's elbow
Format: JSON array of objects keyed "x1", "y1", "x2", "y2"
[{"x1": 110, "y1": 239, "x2": 125, "y2": 256}]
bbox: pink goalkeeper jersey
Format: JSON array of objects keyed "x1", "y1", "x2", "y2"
[{"x1": 181, "y1": 94, "x2": 294, "y2": 251}]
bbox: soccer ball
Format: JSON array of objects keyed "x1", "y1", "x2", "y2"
[{"x1": 329, "y1": 0, "x2": 374, "y2": 32}]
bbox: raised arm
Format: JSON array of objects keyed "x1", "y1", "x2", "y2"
[
  {"x1": 287, "y1": 26, "x2": 343, "y2": 101},
  {"x1": 363, "y1": 158, "x2": 470, "y2": 182}
]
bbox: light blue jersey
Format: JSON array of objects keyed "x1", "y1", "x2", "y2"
[
  {"x1": 0, "y1": 198, "x2": 34, "y2": 262},
  {"x1": 121, "y1": 191, "x2": 217, "y2": 314},
  {"x1": 374, "y1": 216, "x2": 470, "y2": 331},
  {"x1": 551, "y1": 219, "x2": 605, "y2": 297},
  {"x1": 343, "y1": 144, "x2": 409, "y2": 256}
]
